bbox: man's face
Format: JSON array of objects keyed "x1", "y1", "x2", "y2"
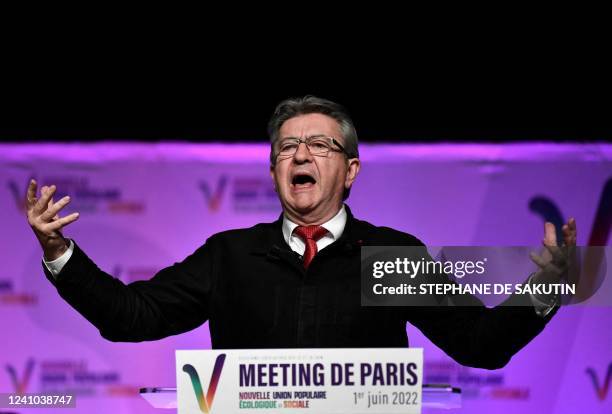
[{"x1": 270, "y1": 113, "x2": 360, "y2": 224}]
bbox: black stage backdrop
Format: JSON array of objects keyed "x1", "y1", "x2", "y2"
[{"x1": 1, "y1": 67, "x2": 610, "y2": 143}]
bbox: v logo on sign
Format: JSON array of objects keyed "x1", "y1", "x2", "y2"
[
  {"x1": 182, "y1": 354, "x2": 226, "y2": 413},
  {"x1": 198, "y1": 176, "x2": 228, "y2": 212},
  {"x1": 5, "y1": 359, "x2": 35, "y2": 394},
  {"x1": 586, "y1": 362, "x2": 612, "y2": 401}
]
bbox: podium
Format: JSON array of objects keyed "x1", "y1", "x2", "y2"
[
  {"x1": 140, "y1": 384, "x2": 461, "y2": 411},
  {"x1": 149, "y1": 348, "x2": 459, "y2": 413}
]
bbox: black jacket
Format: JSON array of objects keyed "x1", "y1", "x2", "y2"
[{"x1": 44, "y1": 205, "x2": 556, "y2": 369}]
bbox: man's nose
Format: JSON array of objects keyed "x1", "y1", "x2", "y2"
[{"x1": 293, "y1": 142, "x2": 313, "y2": 163}]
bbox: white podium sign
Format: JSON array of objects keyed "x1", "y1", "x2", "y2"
[{"x1": 176, "y1": 348, "x2": 422, "y2": 414}]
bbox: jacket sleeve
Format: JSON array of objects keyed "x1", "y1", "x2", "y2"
[
  {"x1": 408, "y1": 297, "x2": 557, "y2": 370},
  {"x1": 42, "y1": 239, "x2": 214, "y2": 342},
  {"x1": 402, "y1": 244, "x2": 558, "y2": 370}
]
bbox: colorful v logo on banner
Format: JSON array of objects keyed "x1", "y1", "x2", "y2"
[
  {"x1": 183, "y1": 354, "x2": 226, "y2": 413},
  {"x1": 586, "y1": 362, "x2": 612, "y2": 401},
  {"x1": 198, "y1": 176, "x2": 228, "y2": 212},
  {"x1": 5, "y1": 359, "x2": 35, "y2": 394}
]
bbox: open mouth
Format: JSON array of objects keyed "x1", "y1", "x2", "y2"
[{"x1": 291, "y1": 173, "x2": 317, "y2": 189}]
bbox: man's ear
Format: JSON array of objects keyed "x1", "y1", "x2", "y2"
[{"x1": 344, "y1": 158, "x2": 361, "y2": 190}]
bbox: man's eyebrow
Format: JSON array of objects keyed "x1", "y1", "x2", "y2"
[{"x1": 279, "y1": 134, "x2": 327, "y2": 140}]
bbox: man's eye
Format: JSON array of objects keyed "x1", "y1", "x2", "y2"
[
  {"x1": 310, "y1": 141, "x2": 329, "y2": 149},
  {"x1": 280, "y1": 143, "x2": 298, "y2": 152}
]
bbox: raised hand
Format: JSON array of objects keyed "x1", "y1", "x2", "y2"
[
  {"x1": 26, "y1": 179, "x2": 80, "y2": 260},
  {"x1": 529, "y1": 218, "x2": 577, "y2": 286}
]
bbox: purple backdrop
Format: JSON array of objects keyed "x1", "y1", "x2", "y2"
[{"x1": 1, "y1": 143, "x2": 611, "y2": 413}]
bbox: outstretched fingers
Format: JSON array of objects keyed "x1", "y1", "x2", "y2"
[
  {"x1": 33, "y1": 185, "x2": 56, "y2": 216},
  {"x1": 543, "y1": 222, "x2": 558, "y2": 246},
  {"x1": 45, "y1": 212, "x2": 80, "y2": 232},
  {"x1": 41, "y1": 196, "x2": 71, "y2": 221},
  {"x1": 562, "y1": 217, "x2": 577, "y2": 246},
  {"x1": 26, "y1": 179, "x2": 38, "y2": 210}
]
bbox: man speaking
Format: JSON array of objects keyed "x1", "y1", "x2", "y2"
[{"x1": 25, "y1": 96, "x2": 577, "y2": 369}]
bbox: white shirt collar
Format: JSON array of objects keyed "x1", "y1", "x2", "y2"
[{"x1": 282, "y1": 204, "x2": 347, "y2": 246}]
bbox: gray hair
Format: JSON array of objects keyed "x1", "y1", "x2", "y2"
[{"x1": 267, "y1": 95, "x2": 359, "y2": 166}]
